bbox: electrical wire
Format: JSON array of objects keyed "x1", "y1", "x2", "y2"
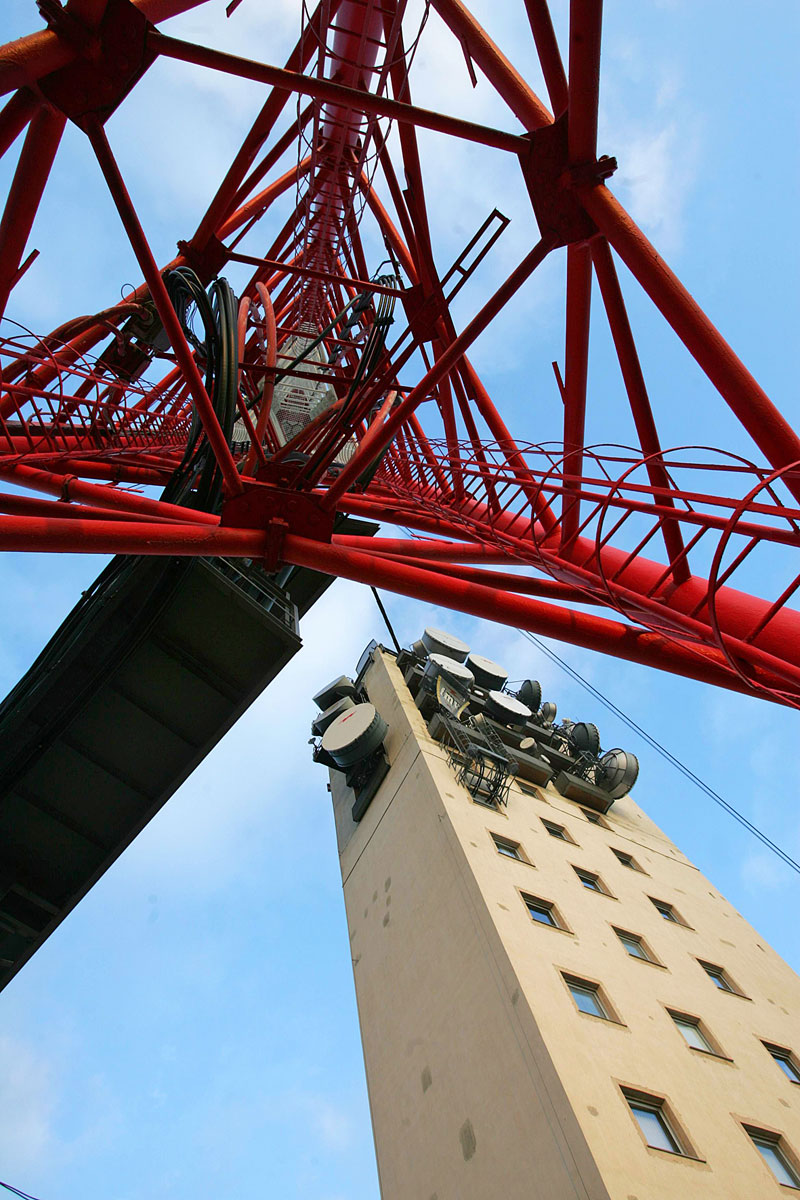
[
  {"x1": 370, "y1": 585, "x2": 401, "y2": 653},
  {"x1": 1, "y1": 1180, "x2": 45, "y2": 1200},
  {"x1": 515, "y1": 628, "x2": 800, "y2": 876},
  {"x1": 278, "y1": 294, "x2": 358, "y2": 379}
]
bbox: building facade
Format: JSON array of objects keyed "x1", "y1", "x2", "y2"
[{"x1": 315, "y1": 642, "x2": 800, "y2": 1199}]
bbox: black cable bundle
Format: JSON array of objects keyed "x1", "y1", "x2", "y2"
[
  {"x1": 161, "y1": 268, "x2": 239, "y2": 513},
  {"x1": 342, "y1": 275, "x2": 396, "y2": 407}
]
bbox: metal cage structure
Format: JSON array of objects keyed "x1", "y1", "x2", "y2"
[{"x1": 0, "y1": 0, "x2": 799, "y2": 709}]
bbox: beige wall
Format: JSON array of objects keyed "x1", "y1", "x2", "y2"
[{"x1": 329, "y1": 650, "x2": 800, "y2": 1199}]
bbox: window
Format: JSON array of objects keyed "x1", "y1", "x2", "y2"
[
  {"x1": 473, "y1": 794, "x2": 501, "y2": 810},
  {"x1": 745, "y1": 1128, "x2": 800, "y2": 1189},
  {"x1": 615, "y1": 928, "x2": 657, "y2": 963},
  {"x1": 698, "y1": 960, "x2": 741, "y2": 994},
  {"x1": 522, "y1": 893, "x2": 563, "y2": 928},
  {"x1": 563, "y1": 975, "x2": 612, "y2": 1020},
  {"x1": 611, "y1": 847, "x2": 642, "y2": 871},
  {"x1": 542, "y1": 819, "x2": 572, "y2": 842},
  {"x1": 573, "y1": 866, "x2": 608, "y2": 894},
  {"x1": 621, "y1": 1089, "x2": 688, "y2": 1156},
  {"x1": 668, "y1": 1011, "x2": 715, "y2": 1054},
  {"x1": 581, "y1": 808, "x2": 607, "y2": 827},
  {"x1": 763, "y1": 1043, "x2": 800, "y2": 1084},
  {"x1": 491, "y1": 833, "x2": 523, "y2": 860},
  {"x1": 651, "y1": 898, "x2": 683, "y2": 923}
]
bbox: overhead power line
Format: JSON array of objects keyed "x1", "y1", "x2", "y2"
[
  {"x1": 370, "y1": 586, "x2": 402, "y2": 654},
  {"x1": 516, "y1": 628, "x2": 800, "y2": 877},
  {"x1": 1, "y1": 1181, "x2": 45, "y2": 1200}
]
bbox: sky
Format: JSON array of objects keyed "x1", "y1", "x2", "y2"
[{"x1": 0, "y1": 2, "x2": 799, "y2": 1198}]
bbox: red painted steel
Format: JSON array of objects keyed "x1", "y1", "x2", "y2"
[
  {"x1": 522, "y1": 0, "x2": 568, "y2": 116},
  {"x1": 567, "y1": 0, "x2": 603, "y2": 165},
  {"x1": 0, "y1": 0, "x2": 797, "y2": 707},
  {"x1": 0, "y1": 106, "x2": 65, "y2": 319}
]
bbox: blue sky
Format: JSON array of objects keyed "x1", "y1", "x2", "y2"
[{"x1": 0, "y1": 2, "x2": 798, "y2": 1198}]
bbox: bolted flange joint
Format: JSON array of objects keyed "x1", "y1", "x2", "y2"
[
  {"x1": 36, "y1": 0, "x2": 156, "y2": 128},
  {"x1": 518, "y1": 113, "x2": 617, "y2": 248}
]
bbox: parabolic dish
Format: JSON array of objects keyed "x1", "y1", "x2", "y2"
[
  {"x1": 312, "y1": 674, "x2": 357, "y2": 712},
  {"x1": 322, "y1": 702, "x2": 388, "y2": 768},
  {"x1": 421, "y1": 628, "x2": 470, "y2": 662},
  {"x1": 424, "y1": 653, "x2": 475, "y2": 688},
  {"x1": 312, "y1": 695, "x2": 356, "y2": 737},
  {"x1": 599, "y1": 749, "x2": 640, "y2": 798},
  {"x1": 570, "y1": 722, "x2": 601, "y2": 757},
  {"x1": 467, "y1": 653, "x2": 507, "y2": 690},
  {"x1": 486, "y1": 690, "x2": 532, "y2": 727},
  {"x1": 518, "y1": 679, "x2": 542, "y2": 712}
]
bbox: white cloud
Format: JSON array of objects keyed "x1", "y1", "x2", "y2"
[
  {"x1": 600, "y1": 46, "x2": 701, "y2": 254},
  {"x1": 612, "y1": 119, "x2": 699, "y2": 253}
]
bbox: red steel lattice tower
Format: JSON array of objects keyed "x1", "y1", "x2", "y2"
[{"x1": 0, "y1": 0, "x2": 799, "y2": 707}]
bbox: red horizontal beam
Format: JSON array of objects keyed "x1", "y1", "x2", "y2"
[
  {"x1": 281, "y1": 533, "x2": 789, "y2": 701},
  {"x1": 0, "y1": 491, "x2": 169, "y2": 523},
  {"x1": 0, "y1": 514, "x2": 255, "y2": 555},
  {"x1": 370, "y1": 480, "x2": 800, "y2": 675},
  {"x1": 334, "y1": 534, "x2": 508, "y2": 561},
  {"x1": 35, "y1": 458, "x2": 175, "y2": 485},
  {"x1": 0, "y1": 461, "x2": 219, "y2": 525},
  {"x1": 0, "y1": 509, "x2": 785, "y2": 701},
  {"x1": 226, "y1": 251, "x2": 405, "y2": 298},
  {"x1": 372, "y1": 550, "x2": 602, "y2": 605},
  {"x1": 149, "y1": 31, "x2": 528, "y2": 154}
]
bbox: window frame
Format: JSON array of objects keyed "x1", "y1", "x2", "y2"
[
  {"x1": 572, "y1": 865, "x2": 612, "y2": 896},
  {"x1": 490, "y1": 831, "x2": 530, "y2": 864},
  {"x1": 619, "y1": 1086, "x2": 697, "y2": 1159},
  {"x1": 762, "y1": 1041, "x2": 800, "y2": 1085},
  {"x1": 580, "y1": 807, "x2": 609, "y2": 828},
  {"x1": 649, "y1": 897, "x2": 689, "y2": 926},
  {"x1": 610, "y1": 846, "x2": 644, "y2": 872},
  {"x1": 541, "y1": 817, "x2": 576, "y2": 844},
  {"x1": 697, "y1": 959, "x2": 747, "y2": 997},
  {"x1": 666, "y1": 1008, "x2": 728, "y2": 1059},
  {"x1": 613, "y1": 926, "x2": 661, "y2": 965},
  {"x1": 471, "y1": 792, "x2": 504, "y2": 811},
  {"x1": 561, "y1": 972, "x2": 622, "y2": 1024},
  {"x1": 742, "y1": 1124, "x2": 800, "y2": 1190},
  {"x1": 520, "y1": 891, "x2": 569, "y2": 932}
]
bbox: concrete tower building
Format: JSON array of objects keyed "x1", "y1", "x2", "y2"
[{"x1": 312, "y1": 638, "x2": 800, "y2": 1200}]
